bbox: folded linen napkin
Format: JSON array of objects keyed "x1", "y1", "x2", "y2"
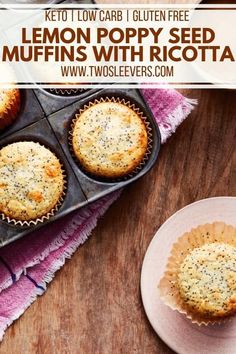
[{"x1": 0, "y1": 88, "x2": 196, "y2": 340}]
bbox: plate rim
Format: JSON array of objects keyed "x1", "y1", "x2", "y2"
[{"x1": 140, "y1": 196, "x2": 236, "y2": 354}]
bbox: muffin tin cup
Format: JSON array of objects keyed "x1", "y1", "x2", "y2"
[
  {"x1": 68, "y1": 96, "x2": 153, "y2": 183},
  {"x1": 48, "y1": 88, "x2": 161, "y2": 203},
  {"x1": 35, "y1": 87, "x2": 99, "y2": 116},
  {"x1": 158, "y1": 221, "x2": 236, "y2": 326},
  {"x1": 0, "y1": 141, "x2": 67, "y2": 227},
  {"x1": 0, "y1": 117, "x2": 88, "y2": 248}
]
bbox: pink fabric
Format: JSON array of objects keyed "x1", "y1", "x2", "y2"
[{"x1": 0, "y1": 88, "x2": 196, "y2": 340}]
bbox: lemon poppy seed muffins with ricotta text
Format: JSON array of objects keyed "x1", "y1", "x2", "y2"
[
  {"x1": 0, "y1": 141, "x2": 64, "y2": 223},
  {"x1": 71, "y1": 99, "x2": 149, "y2": 179}
]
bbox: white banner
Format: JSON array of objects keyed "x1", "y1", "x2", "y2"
[{"x1": 0, "y1": 4, "x2": 236, "y2": 88}]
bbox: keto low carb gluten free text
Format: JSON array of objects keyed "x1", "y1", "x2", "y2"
[{"x1": 44, "y1": 9, "x2": 190, "y2": 22}]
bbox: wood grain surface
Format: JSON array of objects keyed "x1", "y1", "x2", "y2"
[
  {"x1": 1, "y1": 2, "x2": 236, "y2": 354},
  {"x1": 1, "y1": 92, "x2": 235, "y2": 354}
]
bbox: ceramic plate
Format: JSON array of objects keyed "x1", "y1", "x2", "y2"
[{"x1": 141, "y1": 197, "x2": 236, "y2": 354}]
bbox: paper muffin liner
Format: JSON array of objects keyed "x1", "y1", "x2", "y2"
[
  {"x1": 158, "y1": 221, "x2": 236, "y2": 326},
  {"x1": 0, "y1": 89, "x2": 21, "y2": 130},
  {"x1": 0, "y1": 142, "x2": 67, "y2": 228},
  {"x1": 46, "y1": 88, "x2": 87, "y2": 97},
  {"x1": 68, "y1": 96, "x2": 153, "y2": 182}
]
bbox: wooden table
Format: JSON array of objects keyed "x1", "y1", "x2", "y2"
[{"x1": 1, "y1": 2, "x2": 236, "y2": 354}]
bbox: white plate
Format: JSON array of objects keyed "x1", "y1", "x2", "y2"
[{"x1": 141, "y1": 197, "x2": 236, "y2": 354}]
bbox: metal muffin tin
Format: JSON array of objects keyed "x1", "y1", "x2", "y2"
[
  {"x1": 0, "y1": 0, "x2": 161, "y2": 247},
  {"x1": 0, "y1": 88, "x2": 161, "y2": 247}
]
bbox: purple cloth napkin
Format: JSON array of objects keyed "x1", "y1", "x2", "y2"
[{"x1": 0, "y1": 88, "x2": 196, "y2": 340}]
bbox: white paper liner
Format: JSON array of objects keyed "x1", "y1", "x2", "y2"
[
  {"x1": 68, "y1": 96, "x2": 153, "y2": 182},
  {"x1": 158, "y1": 221, "x2": 236, "y2": 326}
]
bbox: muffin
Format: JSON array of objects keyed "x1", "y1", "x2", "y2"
[
  {"x1": 159, "y1": 222, "x2": 236, "y2": 325},
  {"x1": 0, "y1": 88, "x2": 21, "y2": 130},
  {"x1": 71, "y1": 100, "x2": 148, "y2": 179},
  {"x1": 0, "y1": 141, "x2": 64, "y2": 222},
  {"x1": 177, "y1": 242, "x2": 236, "y2": 318}
]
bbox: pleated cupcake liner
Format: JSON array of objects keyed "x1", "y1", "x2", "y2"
[{"x1": 46, "y1": 88, "x2": 87, "y2": 97}]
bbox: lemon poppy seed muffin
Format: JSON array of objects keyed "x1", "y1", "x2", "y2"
[
  {"x1": 0, "y1": 63, "x2": 21, "y2": 129},
  {"x1": 0, "y1": 88, "x2": 21, "y2": 130},
  {"x1": 0, "y1": 141, "x2": 64, "y2": 221},
  {"x1": 177, "y1": 242, "x2": 236, "y2": 318},
  {"x1": 72, "y1": 101, "x2": 148, "y2": 179}
]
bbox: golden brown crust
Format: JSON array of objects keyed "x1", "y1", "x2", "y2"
[
  {"x1": 0, "y1": 141, "x2": 64, "y2": 221},
  {"x1": 72, "y1": 101, "x2": 148, "y2": 179},
  {"x1": 0, "y1": 89, "x2": 21, "y2": 129},
  {"x1": 177, "y1": 242, "x2": 236, "y2": 318}
]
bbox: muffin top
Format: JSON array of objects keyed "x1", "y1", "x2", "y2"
[
  {"x1": 0, "y1": 88, "x2": 19, "y2": 109},
  {"x1": 0, "y1": 89, "x2": 15, "y2": 102},
  {"x1": 72, "y1": 101, "x2": 148, "y2": 179},
  {"x1": 0, "y1": 141, "x2": 64, "y2": 221},
  {"x1": 177, "y1": 242, "x2": 236, "y2": 318}
]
